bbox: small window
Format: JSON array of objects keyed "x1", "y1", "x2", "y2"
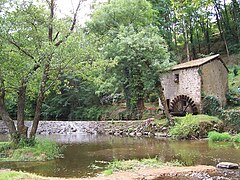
[{"x1": 174, "y1": 74, "x2": 179, "y2": 83}]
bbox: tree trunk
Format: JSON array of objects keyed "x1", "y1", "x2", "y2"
[
  {"x1": 135, "y1": 68, "x2": 145, "y2": 112},
  {"x1": 232, "y1": 0, "x2": 240, "y2": 42},
  {"x1": 190, "y1": 24, "x2": 196, "y2": 59},
  {"x1": 137, "y1": 98, "x2": 145, "y2": 112},
  {"x1": 30, "y1": 62, "x2": 50, "y2": 138},
  {"x1": 214, "y1": 3, "x2": 230, "y2": 57},
  {"x1": 123, "y1": 67, "x2": 131, "y2": 111},
  {"x1": 206, "y1": 19, "x2": 211, "y2": 54},
  {"x1": 196, "y1": 29, "x2": 201, "y2": 53},
  {"x1": 0, "y1": 79, "x2": 18, "y2": 142},
  {"x1": 17, "y1": 79, "x2": 28, "y2": 138},
  {"x1": 183, "y1": 19, "x2": 190, "y2": 61}
]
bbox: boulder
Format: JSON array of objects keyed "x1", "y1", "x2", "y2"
[
  {"x1": 154, "y1": 132, "x2": 167, "y2": 137},
  {"x1": 136, "y1": 132, "x2": 142, "y2": 137},
  {"x1": 216, "y1": 162, "x2": 239, "y2": 169},
  {"x1": 129, "y1": 132, "x2": 136, "y2": 137}
]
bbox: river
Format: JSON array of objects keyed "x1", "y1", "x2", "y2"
[{"x1": 0, "y1": 134, "x2": 239, "y2": 179}]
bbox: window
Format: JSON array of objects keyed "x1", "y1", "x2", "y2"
[{"x1": 174, "y1": 74, "x2": 179, "y2": 83}]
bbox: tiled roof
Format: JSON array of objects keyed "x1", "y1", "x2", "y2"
[{"x1": 172, "y1": 54, "x2": 221, "y2": 71}]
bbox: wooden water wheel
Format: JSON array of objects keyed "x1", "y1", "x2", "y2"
[{"x1": 169, "y1": 95, "x2": 198, "y2": 116}]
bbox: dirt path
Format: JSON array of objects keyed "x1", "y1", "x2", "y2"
[
  {"x1": 4, "y1": 165, "x2": 217, "y2": 180},
  {"x1": 2, "y1": 165, "x2": 216, "y2": 180},
  {"x1": 77, "y1": 165, "x2": 217, "y2": 180}
]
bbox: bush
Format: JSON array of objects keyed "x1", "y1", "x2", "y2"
[
  {"x1": 224, "y1": 111, "x2": 240, "y2": 131},
  {"x1": 208, "y1": 131, "x2": 232, "y2": 142},
  {"x1": 202, "y1": 96, "x2": 222, "y2": 116},
  {"x1": 1, "y1": 139, "x2": 61, "y2": 161},
  {"x1": 169, "y1": 114, "x2": 198, "y2": 139},
  {"x1": 149, "y1": 93, "x2": 158, "y2": 103},
  {"x1": 226, "y1": 91, "x2": 240, "y2": 107},
  {"x1": 233, "y1": 133, "x2": 240, "y2": 143},
  {"x1": 202, "y1": 96, "x2": 240, "y2": 132},
  {"x1": 169, "y1": 114, "x2": 222, "y2": 139}
]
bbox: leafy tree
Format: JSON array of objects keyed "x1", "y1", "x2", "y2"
[
  {"x1": 0, "y1": 0, "x2": 83, "y2": 143},
  {"x1": 87, "y1": 0, "x2": 173, "y2": 121}
]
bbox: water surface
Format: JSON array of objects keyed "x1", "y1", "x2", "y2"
[{"x1": 0, "y1": 134, "x2": 239, "y2": 178}]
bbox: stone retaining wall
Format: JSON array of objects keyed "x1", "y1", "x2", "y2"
[{"x1": 0, "y1": 120, "x2": 169, "y2": 138}]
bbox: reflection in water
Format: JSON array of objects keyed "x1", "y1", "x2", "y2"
[{"x1": 0, "y1": 134, "x2": 239, "y2": 178}]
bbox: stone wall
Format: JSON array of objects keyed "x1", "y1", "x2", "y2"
[
  {"x1": 160, "y1": 67, "x2": 201, "y2": 111},
  {"x1": 200, "y1": 59, "x2": 228, "y2": 107},
  {"x1": 0, "y1": 120, "x2": 169, "y2": 138}
]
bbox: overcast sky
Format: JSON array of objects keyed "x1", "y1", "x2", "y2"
[{"x1": 56, "y1": 0, "x2": 106, "y2": 25}]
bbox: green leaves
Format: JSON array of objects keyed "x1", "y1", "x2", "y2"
[
  {"x1": 87, "y1": 0, "x2": 155, "y2": 35},
  {"x1": 87, "y1": 0, "x2": 172, "y2": 112}
]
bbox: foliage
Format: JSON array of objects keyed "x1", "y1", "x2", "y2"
[
  {"x1": 227, "y1": 65, "x2": 240, "y2": 106},
  {"x1": 169, "y1": 114, "x2": 222, "y2": 139},
  {"x1": 233, "y1": 133, "x2": 240, "y2": 143},
  {"x1": 222, "y1": 110, "x2": 240, "y2": 131},
  {"x1": 87, "y1": 0, "x2": 172, "y2": 115},
  {"x1": 208, "y1": 131, "x2": 232, "y2": 142},
  {"x1": 208, "y1": 131, "x2": 240, "y2": 143},
  {"x1": 102, "y1": 157, "x2": 182, "y2": 175},
  {"x1": 42, "y1": 75, "x2": 102, "y2": 121},
  {"x1": 0, "y1": 139, "x2": 61, "y2": 161},
  {"x1": 0, "y1": 142, "x2": 12, "y2": 155},
  {"x1": 226, "y1": 91, "x2": 240, "y2": 107},
  {"x1": 202, "y1": 96, "x2": 222, "y2": 116},
  {"x1": 202, "y1": 95, "x2": 240, "y2": 132}
]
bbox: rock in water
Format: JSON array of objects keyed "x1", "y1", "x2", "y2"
[{"x1": 216, "y1": 162, "x2": 239, "y2": 169}]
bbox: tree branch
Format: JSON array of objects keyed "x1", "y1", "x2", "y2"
[
  {"x1": 53, "y1": 31, "x2": 59, "y2": 41},
  {"x1": 8, "y1": 38, "x2": 34, "y2": 59},
  {"x1": 55, "y1": 0, "x2": 82, "y2": 47}
]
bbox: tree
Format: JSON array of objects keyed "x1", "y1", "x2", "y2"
[
  {"x1": 87, "y1": 0, "x2": 173, "y2": 121},
  {"x1": 0, "y1": 0, "x2": 82, "y2": 143}
]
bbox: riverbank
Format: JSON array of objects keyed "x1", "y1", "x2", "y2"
[
  {"x1": 0, "y1": 165, "x2": 219, "y2": 180},
  {"x1": 0, "y1": 115, "x2": 223, "y2": 139}
]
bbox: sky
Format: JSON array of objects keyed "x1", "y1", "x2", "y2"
[{"x1": 56, "y1": 0, "x2": 106, "y2": 25}]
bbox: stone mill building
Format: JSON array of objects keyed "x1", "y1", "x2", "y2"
[{"x1": 160, "y1": 54, "x2": 228, "y2": 115}]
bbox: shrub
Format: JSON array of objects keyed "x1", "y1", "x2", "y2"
[
  {"x1": 224, "y1": 111, "x2": 240, "y2": 131},
  {"x1": 233, "y1": 133, "x2": 240, "y2": 143},
  {"x1": 202, "y1": 96, "x2": 222, "y2": 116},
  {"x1": 34, "y1": 139, "x2": 61, "y2": 160},
  {"x1": 1, "y1": 139, "x2": 61, "y2": 161},
  {"x1": 0, "y1": 142, "x2": 12, "y2": 153},
  {"x1": 169, "y1": 114, "x2": 221, "y2": 139},
  {"x1": 208, "y1": 131, "x2": 232, "y2": 142},
  {"x1": 202, "y1": 96, "x2": 240, "y2": 133},
  {"x1": 226, "y1": 91, "x2": 240, "y2": 107},
  {"x1": 149, "y1": 93, "x2": 158, "y2": 103},
  {"x1": 169, "y1": 114, "x2": 198, "y2": 139}
]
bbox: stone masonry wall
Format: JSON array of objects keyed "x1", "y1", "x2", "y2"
[
  {"x1": 200, "y1": 60, "x2": 228, "y2": 107},
  {"x1": 160, "y1": 67, "x2": 201, "y2": 111}
]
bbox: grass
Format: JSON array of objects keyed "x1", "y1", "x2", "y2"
[
  {"x1": 169, "y1": 114, "x2": 222, "y2": 139},
  {"x1": 102, "y1": 157, "x2": 183, "y2": 175},
  {"x1": 174, "y1": 114, "x2": 220, "y2": 123},
  {"x1": 0, "y1": 170, "x2": 42, "y2": 180},
  {"x1": 208, "y1": 131, "x2": 240, "y2": 143},
  {"x1": 0, "y1": 139, "x2": 61, "y2": 162},
  {"x1": 208, "y1": 131, "x2": 232, "y2": 142}
]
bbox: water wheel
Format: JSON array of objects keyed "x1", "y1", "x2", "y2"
[{"x1": 170, "y1": 95, "x2": 198, "y2": 116}]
